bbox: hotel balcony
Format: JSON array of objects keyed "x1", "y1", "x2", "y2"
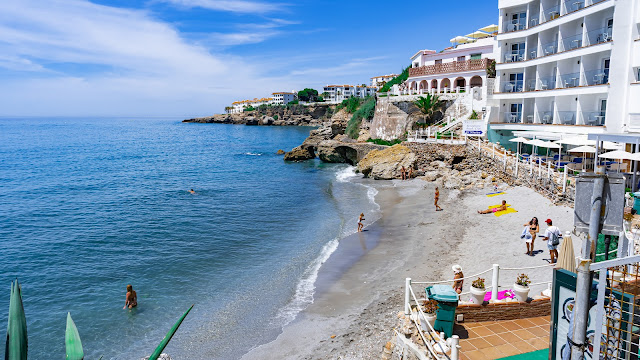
[
  {"x1": 495, "y1": 109, "x2": 605, "y2": 127},
  {"x1": 494, "y1": 68, "x2": 607, "y2": 94},
  {"x1": 408, "y1": 58, "x2": 490, "y2": 78},
  {"x1": 499, "y1": 0, "x2": 609, "y2": 34}
]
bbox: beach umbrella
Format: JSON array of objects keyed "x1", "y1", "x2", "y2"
[
  {"x1": 509, "y1": 137, "x2": 529, "y2": 158},
  {"x1": 599, "y1": 150, "x2": 635, "y2": 172},
  {"x1": 465, "y1": 31, "x2": 491, "y2": 39},
  {"x1": 479, "y1": 24, "x2": 498, "y2": 34},
  {"x1": 450, "y1": 36, "x2": 472, "y2": 45},
  {"x1": 556, "y1": 233, "x2": 576, "y2": 273},
  {"x1": 568, "y1": 145, "x2": 596, "y2": 171},
  {"x1": 555, "y1": 136, "x2": 594, "y2": 146},
  {"x1": 602, "y1": 141, "x2": 623, "y2": 150}
]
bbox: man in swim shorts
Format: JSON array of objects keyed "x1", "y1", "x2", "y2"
[{"x1": 478, "y1": 200, "x2": 507, "y2": 214}]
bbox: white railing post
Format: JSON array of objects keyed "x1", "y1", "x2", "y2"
[
  {"x1": 491, "y1": 264, "x2": 499, "y2": 302},
  {"x1": 492, "y1": 143, "x2": 495, "y2": 159},
  {"x1": 530, "y1": 156, "x2": 533, "y2": 175},
  {"x1": 563, "y1": 165, "x2": 568, "y2": 193},
  {"x1": 405, "y1": 277, "x2": 412, "y2": 315},
  {"x1": 451, "y1": 335, "x2": 460, "y2": 360},
  {"x1": 503, "y1": 151, "x2": 507, "y2": 170},
  {"x1": 548, "y1": 159, "x2": 551, "y2": 180},
  {"x1": 515, "y1": 158, "x2": 519, "y2": 177},
  {"x1": 538, "y1": 159, "x2": 542, "y2": 178}
]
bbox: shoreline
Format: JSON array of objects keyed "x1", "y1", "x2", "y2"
[{"x1": 242, "y1": 180, "x2": 578, "y2": 359}]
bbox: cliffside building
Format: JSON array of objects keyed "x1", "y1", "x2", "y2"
[
  {"x1": 271, "y1": 92, "x2": 297, "y2": 105},
  {"x1": 370, "y1": 74, "x2": 399, "y2": 87},
  {"x1": 489, "y1": 0, "x2": 640, "y2": 141}
]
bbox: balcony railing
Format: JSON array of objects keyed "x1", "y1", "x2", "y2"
[
  {"x1": 541, "y1": 5, "x2": 561, "y2": 24},
  {"x1": 538, "y1": 75, "x2": 557, "y2": 90},
  {"x1": 504, "y1": 51, "x2": 525, "y2": 63},
  {"x1": 503, "y1": 19, "x2": 527, "y2": 33},
  {"x1": 540, "y1": 40, "x2": 559, "y2": 56},
  {"x1": 559, "y1": 72, "x2": 581, "y2": 88},
  {"x1": 557, "y1": 111, "x2": 576, "y2": 125},
  {"x1": 525, "y1": 79, "x2": 537, "y2": 91},
  {"x1": 562, "y1": 0, "x2": 585, "y2": 14},
  {"x1": 560, "y1": 32, "x2": 583, "y2": 52},
  {"x1": 504, "y1": 112, "x2": 522, "y2": 123},
  {"x1": 500, "y1": 80, "x2": 524, "y2": 93},
  {"x1": 585, "y1": 26, "x2": 612, "y2": 46},
  {"x1": 408, "y1": 58, "x2": 490, "y2": 77},
  {"x1": 582, "y1": 69, "x2": 608, "y2": 86},
  {"x1": 581, "y1": 111, "x2": 606, "y2": 126},
  {"x1": 539, "y1": 111, "x2": 554, "y2": 124}
]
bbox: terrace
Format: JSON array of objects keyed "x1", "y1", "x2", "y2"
[{"x1": 408, "y1": 59, "x2": 490, "y2": 77}]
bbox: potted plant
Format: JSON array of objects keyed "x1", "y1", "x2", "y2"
[
  {"x1": 470, "y1": 278, "x2": 486, "y2": 304},
  {"x1": 420, "y1": 299, "x2": 438, "y2": 328},
  {"x1": 513, "y1": 273, "x2": 531, "y2": 302}
]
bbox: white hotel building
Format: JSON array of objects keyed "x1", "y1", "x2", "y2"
[
  {"x1": 322, "y1": 85, "x2": 377, "y2": 103},
  {"x1": 370, "y1": 74, "x2": 399, "y2": 88},
  {"x1": 271, "y1": 92, "x2": 296, "y2": 105},
  {"x1": 489, "y1": 0, "x2": 640, "y2": 142},
  {"x1": 406, "y1": 36, "x2": 495, "y2": 95}
]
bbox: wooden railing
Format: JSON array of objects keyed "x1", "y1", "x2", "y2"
[{"x1": 408, "y1": 58, "x2": 490, "y2": 77}]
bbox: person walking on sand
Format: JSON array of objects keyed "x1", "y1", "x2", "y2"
[
  {"x1": 542, "y1": 219, "x2": 561, "y2": 264},
  {"x1": 478, "y1": 200, "x2": 507, "y2": 214},
  {"x1": 357, "y1": 213, "x2": 365, "y2": 232},
  {"x1": 524, "y1": 217, "x2": 539, "y2": 256},
  {"x1": 123, "y1": 284, "x2": 137, "y2": 309},
  {"x1": 434, "y1": 187, "x2": 442, "y2": 211},
  {"x1": 400, "y1": 166, "x2": 407, "y2": 180},
  {"x1": 452, "y1": 265, "x2": 464, "y2": 294}
]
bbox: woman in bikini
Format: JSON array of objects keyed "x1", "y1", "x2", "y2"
[
  {"x1": 357, "y1": 213, "x2": 365, "y2": 232},
  {"x1": 123, "y1": 284, "x2": 137, "y2": 309},
  {"x1": 477, "y1": 200, "x2": 507, "y2": 214},
  {"x1": 524, "y1": 217, "x2": 539, "y2": 256}
]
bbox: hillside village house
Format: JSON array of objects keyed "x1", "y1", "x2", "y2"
[
  {"x1": 322, "y1": 85, "x2": 377, "y2": 103},
  {"x1": 370, "y1": 74, "x2": 399, "y2": 87},
  {"x1": 271, "y1": 92, "x2": 297, "y2": 105},
  {"x1": 406, "y1": 31, "x2": 496, "y2": 96},
  {"x1": 489, "y1": 0, "x2": 640, "y2": 141}
]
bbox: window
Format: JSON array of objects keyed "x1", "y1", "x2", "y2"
[
  {"x1": 457, "y1": 56, "x2": 466, "y2": 62},
  {"x1": 603, "y1": 58, "x2": 610, "y2": 83},
  {"x1": 470, "y1": 53, "x2": 482, "y2": 60},
  {"x1": 435, "y1": 59, "x2": 442, "y2": 64},
  {"x1": 636, "y1": 67, "x2": 640, "y2": 82}
]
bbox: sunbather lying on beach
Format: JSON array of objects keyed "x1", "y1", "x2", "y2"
[{"x1": 478, "y1": 200, "x2": 507, "y2": 214}]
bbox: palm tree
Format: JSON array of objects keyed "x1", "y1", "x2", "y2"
[{"x1": 413, "y1": 94, "x2": 444, "y2": 124}]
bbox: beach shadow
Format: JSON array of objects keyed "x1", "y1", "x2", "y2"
[{"x1": 453, "y1": 324, "x2": 470, "y2": 339}]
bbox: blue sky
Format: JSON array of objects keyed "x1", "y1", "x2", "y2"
[{"x1": 0, "y1": 0, "x2": 498, "y2": 117}]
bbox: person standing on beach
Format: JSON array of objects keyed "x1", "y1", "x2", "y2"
[
  {"x1": 123, "y1": 284, "x2": 137, "y2": 309},
  {"x1": 542, "y1": 219, "x2": 561, "y2": 263},
  {"x1": 434, "y1": 187, "x2": 442, "y2": 211},
  {"x1": 452, "y1": 265, "x2": 464, "y2": 294},
  {"x1": 524, "y1": 216, "x2": 540, "y2": 256},
  {"x1": 400, "y1": 166, "x2": 407, "y2": 180},
  {"x1": 357, "y1": 213, "x2": 365, "y2": 232}
]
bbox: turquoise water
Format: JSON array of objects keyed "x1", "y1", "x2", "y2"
[{"x1": 0, "y1": 118, "x2": 379, "y2": 359}]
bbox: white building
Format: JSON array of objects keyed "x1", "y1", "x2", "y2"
[
  {"x1": 322, "y1": 85, "x2": 377, "y2": 103},
  {"x1": 227, "y1": 97, "x2": 274, "y2": 114},
  {"x1": 370, "y1": 74, "x2": 399, "y2": 87},
  {"x1": 271, "y1": 92, "x2": 297, "y2": 105},
  {"x1": 489, "y1": 0, "x2": 640, "y2": 141}
]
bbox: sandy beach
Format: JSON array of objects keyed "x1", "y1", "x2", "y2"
[{"x1": 242, "y1": 179, "x2": 578, "y2": 360}]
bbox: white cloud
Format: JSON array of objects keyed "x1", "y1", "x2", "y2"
[{"x1": 156, "y1": 0, "x2": 285, "y2": 14}]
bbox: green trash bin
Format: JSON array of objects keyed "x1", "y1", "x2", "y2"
[
  {"x1": 633, "y1": 192, "x2": 640, "y2": 214},
  {"x1": 426, "y1": 284, "x2": 459, "y2": 338}
]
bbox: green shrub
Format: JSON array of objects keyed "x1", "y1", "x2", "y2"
[
  {"x1": 336, "y1": 97, "x2": 363, "y2": 113},
  {"x1": 366, "y1": 138, "x2": 402, "y2": 146},
  {"x1": 273, "y1": 114, "x2": 278, "y2": 120},
  {"x1": 379, "y1": 66, "x2": 410, "y2": 93},
  {"x1": 346, "y1": 97, "x2": 375, "y2": 139},
  {"x1": 469, "y1": 110, "x2": 479, "y2": 119},
  {"x1": 243, "y1": 106, "x2": 255, "y2": 112}
]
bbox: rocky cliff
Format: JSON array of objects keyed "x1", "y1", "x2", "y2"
[{"x1": 368, "y1": 98, "x2": 422, "y2": 142}]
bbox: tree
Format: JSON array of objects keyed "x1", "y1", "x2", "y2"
[
  {"x1": 413, "y1": 94, "x2": 445, "y2": 124},
  {"x1": 297, "y1": 88, "x2": 319, "y2": 102}
]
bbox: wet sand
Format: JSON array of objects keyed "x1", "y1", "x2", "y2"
[{"x1": 242, "y1": 181, "x2": 577, "y2": 359}]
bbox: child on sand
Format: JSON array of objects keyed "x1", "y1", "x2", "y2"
[{"x1": 452, "y1": 265, "x2": 464, "y2": 294}]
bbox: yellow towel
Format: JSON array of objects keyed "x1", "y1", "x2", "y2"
[
  {"x1": 494, "y1": 208, "x2": 518, "y2": 217},
  {"x1": 486, "y1": 192, "x2": 505, "y2": 197}
]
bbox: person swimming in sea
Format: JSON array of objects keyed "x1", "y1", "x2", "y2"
[
  {"x1": 123, "y1": 284, "x2": 137, "y2": 309},
  {"x1": 189, "y1": 189, "x2": 196, "y2": 194}
]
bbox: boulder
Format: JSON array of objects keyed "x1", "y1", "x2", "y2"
[
  {"x1": 444, "y1": 176, "x2": 463, "y2": 190},
  {"x1": 261, "y1": 116, "x2": 274, "y2": 125},
  {"x1": 357, "y1": 144, "x2": 416, "y2": 180},
  {"x1": 276, "y1": 149, "x2": 285, "y2": 155},
  {"x1": 284, "y1": 145, "x2": 315, "y2": 161},
  {"x1": 422, "y1": 171, "x2": 440, "y2": 182},
  {"x1": 245, "y1": 117, "x2": 258, "y2": 126},
  {"x1": 317, "y1": 140, "x2": 386, "y2": 165}
]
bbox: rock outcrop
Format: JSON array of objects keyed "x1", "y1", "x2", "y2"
[
  {"x1": 183, "y1": 103, "x2": 333, "y2": 127},
  {"x1": 316, "y1": 140, "x2": 386, "y2": 165},
  {"x1": 284, "y1": 145, "x2": 315, "y2": 161},
  {"x1": 357, "y1": 145, "x2": 416, "y2": 180},
  {"x1": 368, "y1": 97, "x2": 423, "y2": 141}
]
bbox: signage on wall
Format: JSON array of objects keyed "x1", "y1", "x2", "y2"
[{"x1": 462, "y1": 120, "x2": 486, "y2": 136}]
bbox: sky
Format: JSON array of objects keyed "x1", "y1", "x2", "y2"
[{"x1": 0, "y1": 0, "x2": 498, "y2": 117}]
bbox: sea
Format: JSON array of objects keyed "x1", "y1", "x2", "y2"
[{"x1": 0, "y1": 117, "x2": 381, "y2": 359}]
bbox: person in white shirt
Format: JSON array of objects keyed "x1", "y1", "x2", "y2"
[{"x1": 541, "y1": 218, "x2": 561, "y2": 263}]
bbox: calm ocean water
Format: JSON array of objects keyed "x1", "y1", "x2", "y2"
[{"x1": 0, "y1": 117, "x2": 379, "y2": 359}]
